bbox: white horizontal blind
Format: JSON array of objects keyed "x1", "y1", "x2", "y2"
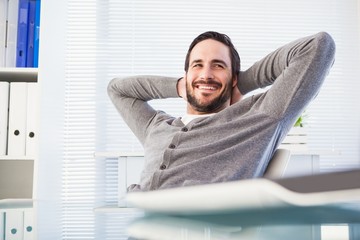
[{"x1": 40, "y1": 0, "x2": 360, "y2": 239}]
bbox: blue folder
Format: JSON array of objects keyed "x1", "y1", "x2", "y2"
[
  {"x1": 16, "y1": 0, "x2": 30, "y2": 67},
  {"x1": 33, "y1": 0, "x2": 41, "y2": 67},
  {"x1": 26, "y1": 0, "x2": 36, "y2": 67}
]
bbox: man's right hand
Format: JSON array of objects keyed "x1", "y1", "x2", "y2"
[{"x1": 177, "y1": 76, "x2": 187, "y2": 100}]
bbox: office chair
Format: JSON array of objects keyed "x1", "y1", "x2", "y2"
[
  {"x1": 109, "y1": 148, "x2": 291, "y2": 207},
  {"x1": 263, "y1": 148, "x2": 291, "y2": 179}
]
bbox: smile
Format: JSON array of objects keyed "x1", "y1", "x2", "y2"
[
  {"x1": 197, "y1": 85, "x2": 218, "y2": 90},
  {"x1": 193, "y1": 80, "x2": 222, "y2": 92}
]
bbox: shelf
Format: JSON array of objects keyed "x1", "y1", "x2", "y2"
[
  {"x1": 0, "y1": 68, "x2": 38, "y2": 82},
  {"x1": 0, "y1": 198, "x2": 33, "y2": 210},
  {"x1": 0, "y1": 156, "x2": 35, "y2": 160}
]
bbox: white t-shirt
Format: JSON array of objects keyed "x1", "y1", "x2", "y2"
[{"x1": 181, "y1": 113, "x2": 215, "y2": 125}]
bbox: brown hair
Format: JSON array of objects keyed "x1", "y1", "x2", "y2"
[{"x1": 184, "y1": 31, "x2": 240, "y2": 79}]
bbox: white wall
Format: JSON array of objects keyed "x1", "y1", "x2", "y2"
[{"x1": 36, "y1": 0, "x2": 66, "y2": 239}]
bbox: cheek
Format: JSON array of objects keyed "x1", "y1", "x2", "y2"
[
  {"x1": 220, "y1": 73, "x2": 233, "y2": 86},
  {"x1": 186, "y1": 73, "x2": 196, "y2": 85},
  {"x1": 185, "y1": 78, "x2": 193, "y2": 93}
]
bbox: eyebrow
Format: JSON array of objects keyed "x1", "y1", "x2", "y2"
[
  {"x1": 212, "y1": 59, "x2": 228, "y2": 67},
  {"x1": 190, "y1": 59, "x2": 203, "y2": 66},
  {"x1": 190, "y1": 59, "x2": 229, "y2": 67}
]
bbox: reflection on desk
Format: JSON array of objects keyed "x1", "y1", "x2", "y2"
[
  {"x1": 127, "y1": 203, "x2": 360, "y2": 240},
  {"x1": 128, "y1": 220, "x2": 358, "y2": 240},
  {"x1": 125, "y1": 169, "x2": 360, "y2": 240}
]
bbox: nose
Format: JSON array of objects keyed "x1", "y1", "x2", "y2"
[{"x1": 199, "y1": 66, "x2": 214, "y2": 80}]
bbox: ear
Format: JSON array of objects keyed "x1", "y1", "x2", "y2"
[
  {"x1": 230, "y1": 75, "x2": 243, "y2": 105},
  {"x1": 232, "y1": 75, "x2": 238, "y2": 87}
]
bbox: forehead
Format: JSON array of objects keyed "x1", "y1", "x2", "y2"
[{"x1": 189, "y1": 39, "x2": 231, "y2": 63}]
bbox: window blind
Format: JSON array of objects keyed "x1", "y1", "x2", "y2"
[{"x1": 37, "y1": 0, "x2": 360, "y2": 239}]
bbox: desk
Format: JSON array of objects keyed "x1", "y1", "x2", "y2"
[
  {"x1": 126, "y1": 200, "x2": 360, "y2": 240},
  {"x1": 123, "y1": 168, "x2": 360, "y2": 240},
  {"x1": 128, "y1": 216, "x2": 357, "y2": 240}
]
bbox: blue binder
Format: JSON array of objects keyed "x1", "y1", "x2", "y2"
[
  {"x1": 33, "y1": 0, "x2": 40, "y2": 67},
  {"x1": 16, "y1": 0, "x2": 30, "y2": 67},
  {"x1": 26, "y1": 0, "x2": 36, "y2": 67}
]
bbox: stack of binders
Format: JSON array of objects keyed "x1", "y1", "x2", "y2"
[
  {"x1": 0, "y1": 0, "x2": 41, "y2": 68},
  {"x1": 0, "y1": 81, "x2": 38, "y2": 157},
  {"x1": 0, "y1": 78, "x2": 37, "y2": 240},
  {"x1": 0, "y1": 208, "x2": 34, "y2": 240}
]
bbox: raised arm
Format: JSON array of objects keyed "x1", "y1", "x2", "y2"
[
  {"x1": 107, "y1": 75, "x2": 179, "y2": 144},
  {"x1": 237, "y1": 32, "x2": 335, "y2": 123}
]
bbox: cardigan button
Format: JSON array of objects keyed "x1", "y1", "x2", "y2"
[
  {"x1": 169, "y1": 144, "x2": 176, "y2": 149},
  {"x1": 181, "y1": 127, "x2": 188, "y2": 132},
  {"x1": 160, "y1": 164, "x2": 167, "y2": 170}
]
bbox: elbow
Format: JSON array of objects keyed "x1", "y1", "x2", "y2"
[
  {"x1": 316, "y1": 32, "x2": 336, "y2": 49},
  {"x1": 314, "y1": 31, "x2": 336, "y2": 64},
  {"x1": 107, "y1": 77, "x2": 122, "y2": 98}
]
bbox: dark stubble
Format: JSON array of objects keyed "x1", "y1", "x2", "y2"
[{"x1": 186, "y1": 79, "x2": 233, "y2": 113}]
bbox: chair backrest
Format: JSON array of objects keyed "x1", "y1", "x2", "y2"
[{"x1": 263, "y1": 148, "x2": 291, "y2": 179}]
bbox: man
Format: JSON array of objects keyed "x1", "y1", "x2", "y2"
[{"x1": 108, "y1": 31, "x2": 335, "y2": 192}]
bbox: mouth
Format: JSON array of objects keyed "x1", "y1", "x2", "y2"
[{"x1": 193, "y1": 81, "x2": 221, "y2": 93}]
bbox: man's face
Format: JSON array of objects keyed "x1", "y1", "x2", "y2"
[{"x1": 185, "y1": 39, "x2": 237, "y2": 114}]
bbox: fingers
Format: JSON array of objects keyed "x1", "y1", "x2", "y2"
[{"x1": 177, "y1": 75, "x2": 187, "y2": 100}]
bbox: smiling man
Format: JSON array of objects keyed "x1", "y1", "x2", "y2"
[
  {"x1": 108, "y1": 31, "x2": 335, "y2": 192},
  {"x1": 181, "y1": 37, "x2": 239, "y2": 115}
]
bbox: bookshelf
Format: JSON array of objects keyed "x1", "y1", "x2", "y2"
[
  {"x1": 0, "y1": 68, "x2": 37, "y2": 82},
  {"x1": 0, "y1": 68, "x2": 37, "y2": 240}
]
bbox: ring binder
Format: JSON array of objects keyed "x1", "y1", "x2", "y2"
[
  {"x1": 7, "y1": 82, "x2": 27, "y2": 156},
  {"x1": 0, "y1": 81, "x2": 9, "y2": 155}
]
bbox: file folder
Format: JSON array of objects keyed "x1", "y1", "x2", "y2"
[
  {"x1": 33, "y1": 0, "x2": 40, "y2": 67},
  {"x1": 0, "y1": 212, "x2": 4, "y2": 240},
  {"x1": 23, "y1": 209, "x2": 34, "y2": 240},
  {"x1": 25, "y1": 83, "x2": 38, "y2": 156},
  {"x1": 26, "y1": 0, "x2": 36, "y2": 67},
  {"x1": 6, "y1": 0, "x2": 20, "y2": 67},
  {"x1": 16, "y1": 0, "x2": 30, "y2": 67},
  {"x1": 8, "y1": 82, "x2": 28, "y2": 156},
  {"x1": 0, "y1": 81, "x2": 9, "y2": 155},
  {"x1": 0, "y1": 0, "x2": 7, "y2": 67},
  {"x1": 5, "y1": 210, "x2": 24, "y2": 240}
]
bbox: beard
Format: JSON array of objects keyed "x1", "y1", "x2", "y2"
[{"x1": 186, "y1": 79, "x2": 233, "y2": 113}]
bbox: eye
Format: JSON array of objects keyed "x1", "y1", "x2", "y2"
[
  {"x1": 192, "y1": 63, "x2": 202, "y2": 68},
  {"x1": 213, "y1": 63, "x2": 225, "y2": 69}
]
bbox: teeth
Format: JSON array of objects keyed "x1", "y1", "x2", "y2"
[{"x1": 198, "y1": 86, "x2": 216, "y2": 90}]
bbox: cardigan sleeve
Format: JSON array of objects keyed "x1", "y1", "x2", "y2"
[
  {"x1": 107, "y1": 75, "x2": 179, "y2": 144},
  {"x1": 237, "y1": 32, "x2": 335, "y2": 124}
]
